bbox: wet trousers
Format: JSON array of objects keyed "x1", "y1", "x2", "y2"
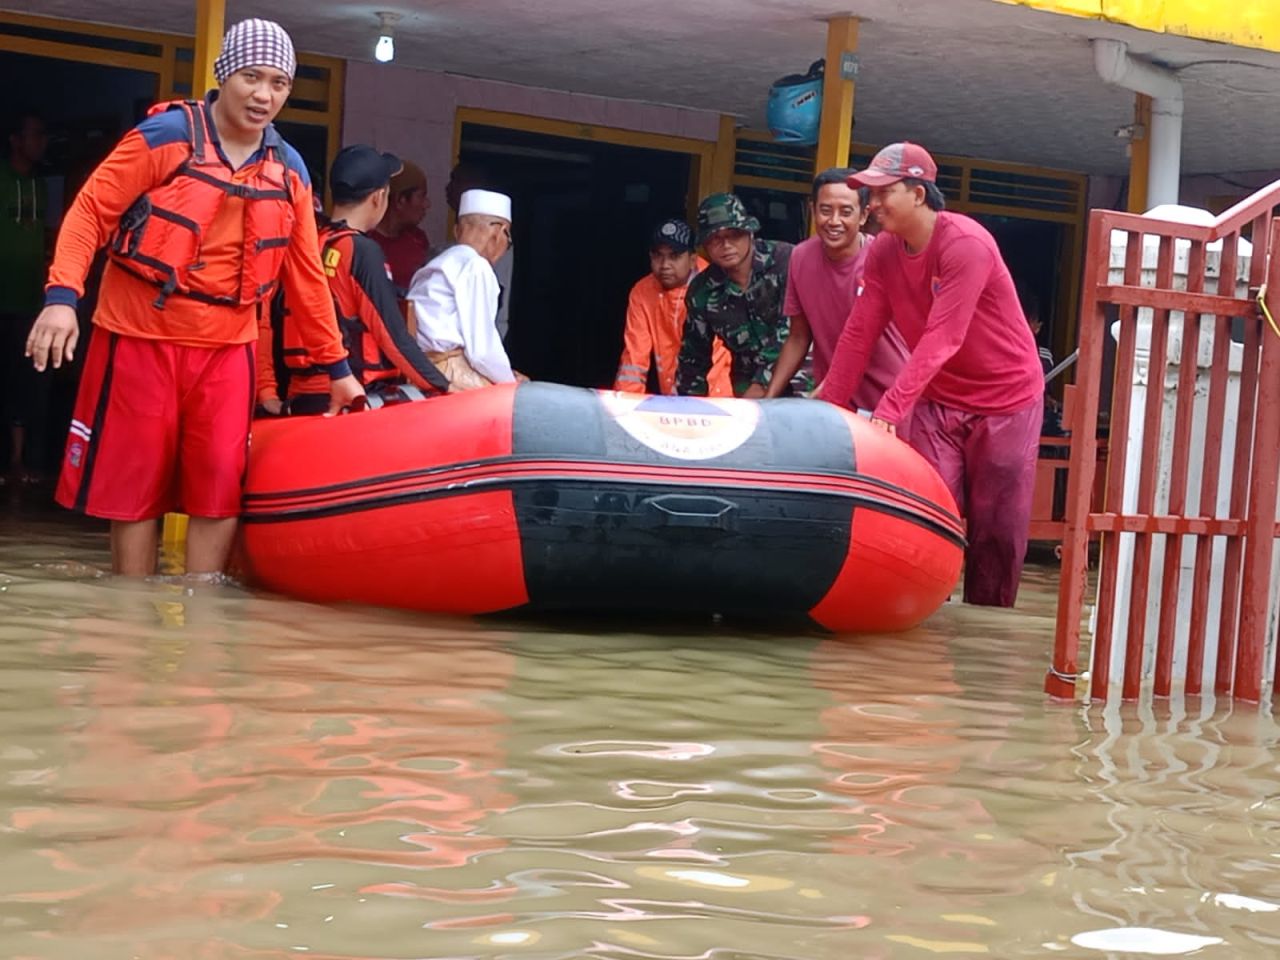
[{"x1": 908, "y1": 398, "x2": 1041, "y2": 607}]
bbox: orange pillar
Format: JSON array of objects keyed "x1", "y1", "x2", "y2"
[
  {"x1": 708, "y1": 114, "x2": 737, "y2": 196},
  {"x1": 1127, "y1": 94, "x2": 1151, "y2": 213},
  {"x1": 163, "y1": 0, "x2": 225, "y2": 554},
  {"x1": 815, "y1": 16, "x2": 859, "y2": 173},
  {"x1": 191, "y1": 0, "x2": 226, "y2": 98}
]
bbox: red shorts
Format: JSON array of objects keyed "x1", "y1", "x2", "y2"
[{"x1": 56, "y1": 329, "x2": 255, "y2": 521}]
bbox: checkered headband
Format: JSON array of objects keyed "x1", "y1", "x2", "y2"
[{"x1": 213, "y1": 19, "x2": 297, "y2": 85}]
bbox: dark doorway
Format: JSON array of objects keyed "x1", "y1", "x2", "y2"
[
  {"x1": 0, "y1": 52, "x2": 157, "y2": 483},
  {"x1": 974, "y1": 214, "x2": 1066, "y2": 368},
  {"x1": 457, "y1": 124, "x2": 694, "y2": 388},
  {"x1": 0, "y1": 52, "x2": 157, "y2": 224}
]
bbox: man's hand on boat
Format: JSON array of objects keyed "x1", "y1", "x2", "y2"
[
  {"x1": 327, "y1": 375, "x2": 365, "y2": 416},
  {"x1": 870, "y1": 416, "x2": 897, "y2": 436},
  {"x1": 258, "y1": 394, "x2": 284, "y2": 417}
]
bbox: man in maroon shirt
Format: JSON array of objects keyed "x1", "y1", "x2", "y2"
[
  {"x1": 371, "y1": 160, "x2": 430, "y2": 294},
  {"x1": 765, "y1": 167, "x2": 907, "y2": 405},
  {"x1": 818, "y1": 142, "x2": 1044, "y2": 607}
]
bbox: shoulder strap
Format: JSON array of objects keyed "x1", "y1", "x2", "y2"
[
  {"x1": 260, "y1": 127, "x2": 295, "y2": 202},
  {"x1": 145, "y1": 99, "x2": 215, "y2": 162},
  {"x1": 184, "y1": 100, "x2": 219, "y2": 165},
  {"x1": 320, "y1": 224, "x2": 361, "y2": 252}
]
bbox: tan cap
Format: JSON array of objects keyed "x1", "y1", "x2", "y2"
[{"x1": 389, "y1": 160, "x2": 427, "y2": 196}]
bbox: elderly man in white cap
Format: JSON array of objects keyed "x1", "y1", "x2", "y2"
[
  {"x1": 24, "y1": 18, "x2": 361, "y2": 577},
  {"x1": 407, "y1": 188, "x2": 519, "y2": 389}
]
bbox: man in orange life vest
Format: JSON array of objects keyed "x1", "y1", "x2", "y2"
[
  {"x1": 25, "y1": 18, "x2": 363, "y2": 577},
  {"x1": 258, "y1": 144, "x2": 451, "y2": 415},
  {"x1": 614, "y1": 218, "x2": 731, "y2": 396}
]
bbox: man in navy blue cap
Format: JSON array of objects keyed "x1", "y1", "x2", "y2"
[
  {"x1": 259, "y1": 144, "x2": 450, "y2": 414},
  {"x1": 615, "y1": 218, "x2": 730, "y2": 395}
]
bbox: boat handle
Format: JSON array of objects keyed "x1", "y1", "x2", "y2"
[{"x1": 641, "y1": 494, "x2": 739, "y2": 531}]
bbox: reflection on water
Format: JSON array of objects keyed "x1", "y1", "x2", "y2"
[{"x1": 1, "y1": 507, "x2": 1278, "y2": 958}]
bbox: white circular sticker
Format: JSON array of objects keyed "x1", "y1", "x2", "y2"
[{"x1": 601, "y1": 392, "x2": 760, "y2": 461}]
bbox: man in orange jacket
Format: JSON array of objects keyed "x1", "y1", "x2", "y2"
[
  {"x1": 614, "y1": 219, "x2": 730, "y2": 396},
  {"x1": 25, "y1": 18, "x2": 363, "y2": 577}
]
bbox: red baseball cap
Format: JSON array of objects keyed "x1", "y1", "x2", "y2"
[{"x1": 848, "y1": 142, "x2": 938, "y2": 187}]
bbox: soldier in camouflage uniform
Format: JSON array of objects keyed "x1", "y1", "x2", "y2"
[{"x1": 676, "y1": 193, "x2": 794, "y2": 397}]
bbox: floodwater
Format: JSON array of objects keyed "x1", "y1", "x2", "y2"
[{"x1": 1, "y1": 496, "x2": 1278, "y2": 959}]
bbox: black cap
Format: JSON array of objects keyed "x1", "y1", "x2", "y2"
[
  {"x1": 330, "y1": 145, "x2": 402, "y2": 204},
  {"x1": 650, "y1": 218, "x2": 695, "y2": 253}
]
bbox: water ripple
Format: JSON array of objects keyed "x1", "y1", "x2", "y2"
[{"x1": 0, "y1": 513, "x2": 1278, "y2": 957}]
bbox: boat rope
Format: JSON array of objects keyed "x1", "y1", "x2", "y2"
[
  {"x1": 1258, "y1": 283, "x2": 1280, "y2": 339},
  {"x1": 1046, "y1": 665, "x2": 1078, "y2": 685}
]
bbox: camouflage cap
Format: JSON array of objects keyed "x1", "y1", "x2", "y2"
[{"x1": 696, "y1": 192, "x2": 761, "y2": 243}]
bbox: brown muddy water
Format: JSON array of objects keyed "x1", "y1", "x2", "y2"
[{"x1": 1, "y1": 497, "x2": 1278, "y2": 959}]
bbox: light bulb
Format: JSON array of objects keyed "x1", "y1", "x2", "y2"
[{"x1": 373, "y1": 12, "x2": 399, "y2": 62}]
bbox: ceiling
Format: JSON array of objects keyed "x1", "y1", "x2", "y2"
[{"x1": 5, "y1": 0, "x2": 1280, "y2": 175}]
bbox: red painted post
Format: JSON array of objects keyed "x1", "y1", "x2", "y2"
[
  {"x1": 1090, "y1": 233, "x2": 1143, "y2": 700},
  {"x1": 1234, "y1": 218, "x2": 1280, "y2": 702},
  {"x1": 1216, "y1": 308, "x2": 1261, "y2": 694},
  {"x1": 1155, "y1": 240, "x2": 1207, "y2": 697},
  {"x1": 1122, "y1": 236, "x2": 1176, "y2": 700},
  {"x1": 1186, "y1": 242, "x2": 1239, "y2": 695},
  {"x1": 1047, "y1": 212, "x2": 1109, "y2": 700}
]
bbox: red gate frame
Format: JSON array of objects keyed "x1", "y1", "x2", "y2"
[{"x1": 1047, "y1": 187, "x2": 1280, "y2": 702}]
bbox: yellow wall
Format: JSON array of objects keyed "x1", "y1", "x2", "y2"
[{"x1": 994, "y1": 0, "x2": 1280, "y2": 53}]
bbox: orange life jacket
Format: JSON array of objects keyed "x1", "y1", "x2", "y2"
[
  {"x1": 317, "y1": 221, "x2": 399, "y2": 387},
  {"x1": 108, "y1": 99, "x2": 296, "y2": 309}
]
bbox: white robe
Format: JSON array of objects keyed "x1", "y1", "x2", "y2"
[{"x1": 408, "y1": 244, "x2": 515, "y2": 384}]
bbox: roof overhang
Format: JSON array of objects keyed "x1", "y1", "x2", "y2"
[{"x1": 3, "y1": 0, "x2": 1280, "y2": 175}]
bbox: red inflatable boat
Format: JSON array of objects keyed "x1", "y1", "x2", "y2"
[{"x1": 240, "y1": 383, "x2": 963, "y2": 633}]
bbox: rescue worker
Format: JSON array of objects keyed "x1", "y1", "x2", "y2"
[
  {"x1": 818, "y1": 143, "x2": 1044, "y2": 607},
  {"x1": 676, "y1": 193, "x2": 793, "y2": 397},
  {"x1": 25, "y1": 18, "x2": 363, "y2": 577},
  {"x1": 259, "y1": 144, "x2": 451, "y2": 415},
  {"x1": 408, "y1": 188, "x2": 518, "y2": 390},
  {"x1": 371, "y1": 160, "x2": 430, "y2": 295},
  {"x1": 614, "y1": 218, "x2": 731, "y2": 396},
  {"x1": 765, "y1": 168, "x2": 908, "y2": 406}
]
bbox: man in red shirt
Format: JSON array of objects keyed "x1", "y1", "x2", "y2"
[
  {"x1": 371, "y1": 160, "x2": 430, "y2": 295},
  {"x1": 25, "y1": 18, "x2": 363, "y2": 577},
  {"x1": 766, "y1": 167, "x2": 907, "y2": 404},
  {"x1": 818, "y1": 143, "x2": 1043, "y2": 607}
]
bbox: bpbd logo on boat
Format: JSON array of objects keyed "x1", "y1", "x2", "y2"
[{"x1": 601, "y1": 392, "x2": 760, "y2": 461}]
